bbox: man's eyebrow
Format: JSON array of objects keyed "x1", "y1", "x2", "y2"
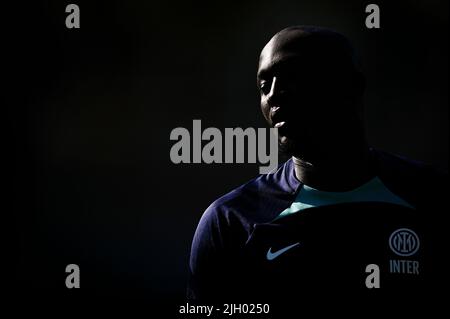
[
  {"x1": 257, "y1": 68, "x2": 270, "y2": 81},
  {"x1": 257, "y1": 55, "x2": 303, "y2": 81}
]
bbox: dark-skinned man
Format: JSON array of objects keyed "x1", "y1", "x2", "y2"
[{"x1": 188, "y1": 26, "x2": 447, "y2": 312}]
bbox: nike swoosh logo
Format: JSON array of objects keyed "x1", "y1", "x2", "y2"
[{"x1": 266, "y1": 242, "x2": 300, "y2": 261}]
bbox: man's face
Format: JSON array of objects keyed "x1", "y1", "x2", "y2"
[{"x1": 257, "y1": 31, "x2": 361, "y2": 160}]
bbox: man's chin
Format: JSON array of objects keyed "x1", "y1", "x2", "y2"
[
  {"x1": 278, "y1": 135, "x2": 300, "y2": 156},
  {"x1": 278, "y1": 135, "x2": 315, "y2": 161}
]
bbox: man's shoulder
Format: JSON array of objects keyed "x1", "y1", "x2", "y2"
[
  {"x1": 373, "y1": 148, "x2": 447, "y2": 182},
  {"x1": 203, "y1": 159, "x2": 297, "y2": 224},
  {"x1": 372, "y1": 148, "x2": 448, "y2": 208}
]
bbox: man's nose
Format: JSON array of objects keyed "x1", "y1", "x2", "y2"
[{"x1": 267, "y1": 76, "x2": 286, "y2": 104}]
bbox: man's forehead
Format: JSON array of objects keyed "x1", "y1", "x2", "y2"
[
  {"x1": 258, "y1": 53, "x2": 302, "y2": 79},
  {"x1": 258, "y1": 31, "x2": 312, "y2": 76},
  {"x1": 257, "y1": 28, "x2": 356, "y2": 79},
  {"x1": 258, "y1": 45, "x2": 305, "y2": 78}
]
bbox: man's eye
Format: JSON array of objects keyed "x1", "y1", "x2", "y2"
[{"x1": 260, "y1": 82, "x2": 270, "y2": 95}]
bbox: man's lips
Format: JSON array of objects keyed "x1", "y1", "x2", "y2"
[{"x1": 270, "y1": 106, "x2": 287, "y2": 128}]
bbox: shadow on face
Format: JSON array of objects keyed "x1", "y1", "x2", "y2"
[{"x1": 257, "y1": 26, "x2": 366, "y2": 160}]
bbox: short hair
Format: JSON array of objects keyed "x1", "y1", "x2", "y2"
[{"x1": 271, "y1": 25, "x2": 363, "y2": 76}]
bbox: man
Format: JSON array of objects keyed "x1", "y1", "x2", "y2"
[{"x1": 188, "y1": 26, "x2": 446, "y2": 309}]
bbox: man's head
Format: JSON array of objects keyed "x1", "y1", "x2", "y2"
[{"x1": 258, "y1": 26, "x2": 366, "y2": 162}]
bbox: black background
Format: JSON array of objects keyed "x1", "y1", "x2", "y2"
[{"x1": 12, "y1": 0, "x2": 447, "y2": 310}]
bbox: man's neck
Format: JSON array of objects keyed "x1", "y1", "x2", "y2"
[{"x1": 292, "y1": 147, "x2": 375, "y2": 192}]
